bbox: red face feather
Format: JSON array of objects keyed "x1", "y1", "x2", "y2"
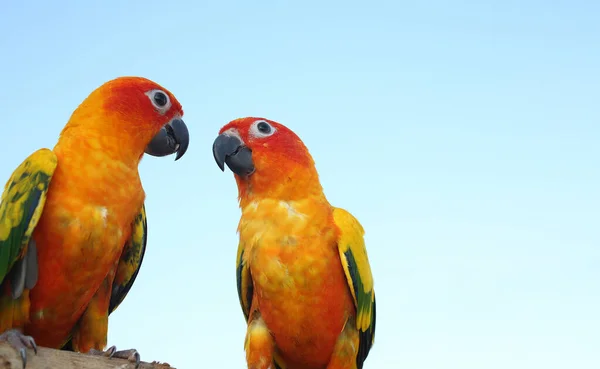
[
  {"x1": 102, "y1": 77, "x2": 183, "y2": 126},
  {"x1": 219, "y1": 117, "x2": 309, "y2": 167},
  {"x1": 59, "y1": 76, "x2": 188, "y2": 165},
  {"x1": 218, "y1": 117, "x2": 323, "y2": 205}
]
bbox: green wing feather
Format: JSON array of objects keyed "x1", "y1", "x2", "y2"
[
  {"x1": 0, "y1": 149, "x2": 57, "y2": 294},
  {"x1": 333, "y1": 207, "x2": 376, "y2": 369},
  {"x1": 236, "y1": 238, "x2": 252, "y2": 322},
  {"x1": 109, "y1": 204, "x2": 147, "y2": 314}
]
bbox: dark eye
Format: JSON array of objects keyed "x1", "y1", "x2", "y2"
[
  {"x1": 146, "y1": 89, "x2": 172, "y2": 112},
  {"x1": 257, "y1": 121, "x2": 271, "y2": 134},
  {"x1": 153, "y1": 92, "x2": 168, "y2": 107},
  {"x1": 250, "y1": 119, "x2": 276, "y2": 137}
]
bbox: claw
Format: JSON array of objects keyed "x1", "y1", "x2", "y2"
[
  {"x1": 88, "y1": 346, "x2": 140, "y2": 368},
  {"x1": 106, "y1": 345, "x2": 117, "y2": 358},
  {"x1": 87, "y1": 345, "x2": 117, "y2": 358},
  {"x1": 0, "y1": 329, "x2": 37, "y2": 369},
  {"x1": 113, "y1": 348, "x2": 141, "y2": 369},
  {"x1": 28, "y1": 337, "x2": 37, "y2": 355},
  {"x1": 19, "y1": 348, "x2": 27, "y2": 368},
  {"x1": 132, "y1": 351, "x2": 141, "y2": 368}
]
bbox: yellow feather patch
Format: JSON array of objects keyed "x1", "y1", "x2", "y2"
[
  {"x1": 333, "y1": 207, "x2": 376, "y2": 349},
  {"x1": 0, "y1": 148, "x2": 57, "y2": 280},
  {"x1": 0, "y1": 149, "x2": 56, "y2": 241}
]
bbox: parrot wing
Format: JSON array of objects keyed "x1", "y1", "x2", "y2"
[
  {"x1": 0, "y1": 149, "x2": 57, "y2": 299},
  {"x1": 333, "y1": 207, "x2": 376, "y2": 368},
  {"x1": 236, "y1": 237, "x2": 253, "y2": 322},
  {"x1": 109, "y1": 204, "x2": 147, "y2": 314},
  {"x1": 62, "y1": 204, "x2": 147, "y2": 351}
]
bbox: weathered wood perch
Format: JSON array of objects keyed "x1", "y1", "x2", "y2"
[{"x1": 0, "y1": 342, "x2": 176, "y2": 369}]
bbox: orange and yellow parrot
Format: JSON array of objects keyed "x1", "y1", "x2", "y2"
[
  {"x1": 212, "y1": 117, "x2": 376, "y2": 369},
  {"x1": 0, "y1": 77, "x2": 189, "y2": 367}
]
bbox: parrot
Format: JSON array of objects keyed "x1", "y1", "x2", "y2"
[
  {"x1": 212, "y1": 117, "x2": 376, "y2": 369},
  {"x1": 0, "y1": 76, "x2": 189, "y2": 368}
]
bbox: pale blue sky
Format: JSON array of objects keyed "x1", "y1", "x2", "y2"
[{"x1": 1, "y1": 1, "x2": 599, "y2": 368}]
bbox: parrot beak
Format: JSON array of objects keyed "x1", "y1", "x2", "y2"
[
  {"x1": 212, "y1": 133, "x2": 255, "y2": 177},
  {"x1": 145, "y1": 118, "x2": 190, "y2": 161}
]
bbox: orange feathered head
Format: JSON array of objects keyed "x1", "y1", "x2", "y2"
[
  {"x1": 59, "y1": 76, "x2": 189, "y2": 162},
  {"x1": 213, "y1": 117, "x2": 323, "y2": 202}
]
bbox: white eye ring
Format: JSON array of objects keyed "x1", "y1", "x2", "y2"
[
  {"x1": 145, "y1": 89, "x2": 171, "y2": 114},
  {"x1": 249, "y1": 120, "x2": 276, "y2": 138}
]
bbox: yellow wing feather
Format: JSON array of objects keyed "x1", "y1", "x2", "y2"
[
  {"x1": 236, "y1": 236, "x2": 253, "y2": 322},
  {"x1": 0, "y1": 148, "x2": 57, "y2": 282},
  {"x1": 333, "y1": 207, "x2": 376, "y2": 365}
]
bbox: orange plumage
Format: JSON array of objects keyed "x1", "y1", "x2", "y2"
[
  {"x1": 213, "y1": 117, "x2": 376, "y2": 369},
  {"x1": 0, "y1": 76, "x2": 189, "y2": 365}
]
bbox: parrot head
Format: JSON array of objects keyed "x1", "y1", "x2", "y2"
[
  {"x1": 60, "y1": 76, "x2": 189, "y2": 162},
  {"x1": 212, "y1": 117, "x2": 322, "y2": 202}
]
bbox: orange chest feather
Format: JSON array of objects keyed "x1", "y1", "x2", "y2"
[
  {"x1": 25, "y1": 150, "x2": 145, "y2": 344},
  {"x1": 239, "y1": 198, "x2": 354, "y2": 365}
]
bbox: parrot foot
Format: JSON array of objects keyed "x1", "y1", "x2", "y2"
[
  {"x1": 88, "y1": 346, "x2": 140, "y2": 368},
  {"x1": 0, "y1": 329, "x2": 37, "y2": 369},
  {"x1": 113, "y1": 348, "x2": 141, "y2": 368},
  {"x1": 88, "y1": 345, "x2": 117, "y2": 357}
]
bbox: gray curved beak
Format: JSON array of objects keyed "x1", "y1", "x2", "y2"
[
  {"x1": 145, "y1": 118, "x2": 189, "y2": 161},
  {"x1": 212, "y1": 134, "x2": 255, "y2": 177}
]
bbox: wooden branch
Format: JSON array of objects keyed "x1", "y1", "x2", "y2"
[{"x1": 0, "y1": 342, "x2": 176, "y2": 369}]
